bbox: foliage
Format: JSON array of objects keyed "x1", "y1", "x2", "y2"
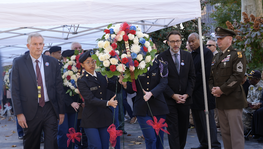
[
  {"x1": 149, "y1": 20, "x2": 210, "y2": 53},
  {"x1": 226, "y1": 12, "x2": 263, "y2": 71}
]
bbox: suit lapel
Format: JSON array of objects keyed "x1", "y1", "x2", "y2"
[
  {"x1": 25, "y1": 54, "x2": 37, "y2": 86},
  {"x1": 165, "y1": 50, "x2": 178, "y2": 74},
  {"x1": 42, "y1": 55, "x2": 50, "y2": 86}
]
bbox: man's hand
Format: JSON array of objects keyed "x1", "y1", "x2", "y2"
[
  {"x1": 118, "y1": 74, "x2": 127, "y2": 88},
  {"x1": 172, "y1": 94, "x2": 185, "y2": 104},
  {"x1": 17, "y1": 114, "x2": 28, "y2": 128},
  {"x1": 211, "y1": 87, "x2": 223, "y2": 97},
  {"x1": 58, "y1": 114, "x2": 65, "y2": 125},
  {"x1": 143, "y1": 90, "x2": 153, "y2": 102},
  {"x1": 71, "y1": 102, "x2": 81, "y2": 112},
  {"x1": 252, "y1": 103, "x2": 262, "y2": 110},
  {"x1": 108, "y1": 95, "x2": 118, "y2": 108}
]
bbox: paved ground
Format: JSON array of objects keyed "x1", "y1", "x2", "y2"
[{"x1": 1, "y1": 115, "x2": 263, "y2": 149}]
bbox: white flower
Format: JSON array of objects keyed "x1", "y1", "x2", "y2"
[
  {"x1": 111, "y1": 34, "x2": 116, "y2": 40},
  {"x1": 136, "y1": 32, "x2": 144, "y2": 38},
  {"x1": 62, "y1": 74, "x2": 65, "y2": 79},
  {"x1": 128, "y1": 34, "x2": 134, "y2": 40},
  {"x1": 63, "y1": 63, "x2": 69, "y2": 69},
  {"x1": 72, "y1": 66, "x2": 78, "y2": 73},
  {"x1": 136, "y1": 26, "x2": 141, "y2": 32},
  {"x1": 99, "y1": 55, "x2": 106, "y2": 61},
  {"x1": 105, "y1": 53, "x2": 111, "y2": 60},
  {"x1": 103, "y1": 41, "x2": 111, "y2": 49},
  {"x1": 68, "y1": 71, "x2": 73, "y2": 76},
  {"x1": 133, "y1": 37, "x2": 139, "y2": 45},
  {"x1": 114, "y1": 24, "x2": 120, "y2": 33},
  {"x1": 131, "y1": 44, "x2": 141, "y2": 54},
  {"x1": 110, "y1": 58, "x2": 118, "y2": 65},
  {"x1": 98, "y1": 41, "x2": 104, "y2": 48},
  {"x1": 145, "y1": 55, "x2": 152, "y2": 63},
  {"x1": 117, "y1": 35, "x2": 123, "y2": 41},
  {"x1": 63, "y1": 81, "x2": 68, "y2": 86},
  {"x1": 148, "y1": 46, "x2": 152, "y2": 52},
  {"x1": 144, "y1": 41, "x2": 150, "y2": 48},
  {"x1": 143, "y1": 34, "x2": 149, "y2": 38},
  {"x1": 68, "y1": 61, "x2": 73, "y2": 65},
  {"x1": 103, "y1": 60, "x2": 110, "y2": 67},
  {"x1": 64, "y1": 71, "x2": 69, "y2": 76},
  {"x1": 75, "y1": 89, "x2": 79, "y2": 94},
  {"x1": 129, "y1": 66, "x2": 135, "y2": 71},
  {"x1": 137, "y1": 54, "x2": 143, "y2": 61},
  {"x1": 105, "y1": 34, "x2": 110, "y2": 40},
  {"x1": 138, "y1": 61, "x2": 146, "y2": 69},
  {"x1": 104, "y1": 46, "x2": 113, "y2": 53},
  {"x1": 71, "y1": 75, "x2": 77, "y2": 81},
  {"x1": 69, "y1": 85, "x2": 75, "y2": 90},
  {"x1": 121, "y1": 54, "x2": 127, "y2": 59},
  {"x1": 71, "y1": 55, "x2": 76, "y2": 61},
  {"x1": 117, "y1": 64, "x2": 126, "y2": 72}
]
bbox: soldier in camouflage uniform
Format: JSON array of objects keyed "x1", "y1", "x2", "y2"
[
  {"x1": 243, "y1": 70, "x2": 263, "y2": 133},
  {"x1": 209, "y1": 27, "x2": 247, "y2": 149}
]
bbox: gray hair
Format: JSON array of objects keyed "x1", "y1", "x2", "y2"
[
  {"x1": 188, "y1": 33, "x2": 199, "y2": 40},
  {"x1": 27, "y1": 33, "x2": 44, "y2": 44},
  {"x1": 71, "y1": 42, "x2": 81, "y2": 50},
  {"x1": 207, "y1": 39, "x2": 216, "y2": 43}
]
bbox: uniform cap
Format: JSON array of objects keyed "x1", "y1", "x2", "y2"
[
  {"x1": 248, "y1": 70, "x2": 261, "y2": 79},
  {"x1": 62, "y1": 50, "x2": 75, "y2": 57},
  {"x1": 49, "y1": 46, "x2": 61, "y2": 54},
  {"x1": 79, "y1": 50, "x2": 94, "y2": 63},
  {"x1": 215, "y1": 27, "x2": 236, "y2": 38}
]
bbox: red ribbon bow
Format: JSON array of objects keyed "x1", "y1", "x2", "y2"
[
  {"x1": 107, "y1": 124, "x2": 123, "y2": 147},
  {"x1": 66, "y1": 127, "x2": 82, "y2": 147},
  {"x1": 146, "y1": 116, "x2": 170, "y2": 135}
]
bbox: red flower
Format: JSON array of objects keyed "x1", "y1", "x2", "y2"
[
  {"x1": 111, "y1": 43, "x2": 117, "y2": 50},
  {"x1": 76, "y1": 63, "x2": 81, "y2": 69},
  {"x1": 107, "y1": 124, "x2": 123, "y2": 147},
  {"x1": 66, "y1": 75, "x2": 71, "y2": 80},
  {"x1": 66, "y1": 128, "x2": 82, "y2": 147},
  {"x1": 120, "y1": 22, "x2": 130, "y2": 34},
  {"x1": 121, "y1": 57, "x2": 128, "y2": 64},
  {"x1": 143, "y1": 46, "x2": 148, "y2": 52},
  {"x1": 129, "y1": 30, "x2": 136, "y2": 35},
  {"x1": 109, "y1": 50, "x2": 116, "y2": 56},
  {"x1": 104, "y1": 29, "x2": 110, "y2": 34},
  {"x1": 110, "y1": 65, "x2": 116, "y2": 72},
  {"x1": 67, "y1": 65, "x2": 72, "y2": 70},
  {"x1": 134, "y1": 60, "x2": 139, "y2": 67},
  {"x1": 146, "y1": 116, "x2": 170, "y2": 135},
  {"x1": 123, "y1": 34, "x2": 128, "y2": 41}
]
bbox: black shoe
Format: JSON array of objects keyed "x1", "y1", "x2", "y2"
[{"x1": 191, "y1": 145, "x2": 207, "y2": 149}]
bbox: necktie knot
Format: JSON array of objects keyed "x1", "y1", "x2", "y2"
[{"x1": 35, "y1": 59, "x2": 39, "y2": 63}]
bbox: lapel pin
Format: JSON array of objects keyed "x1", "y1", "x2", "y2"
[
  {"x1": 45, "y1": 62, "x2": 49, "y2": 66},
  {"x1": 181, "y1": 60, "x2": 184, "y2": 66}
]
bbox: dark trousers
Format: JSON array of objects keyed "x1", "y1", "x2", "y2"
[
  {"x1": 123, "y1": 97, "x2": 134, "y2": 118},
  {"x1": 57, "y1": 112, "x2": 77, "y2": 149},
  {"x1": 23, "y1": 102, "x2": 58, "y2": 149},
  {"x1": 252, "y1": 107, "x2": 263, "y2": 136},
  {"x1": 192, "y1": 109, "x2": 221, "y2": 148},
  {"x1": 137, "y1": 115, "x2": 166, "y2": 149},
  {"x1": 166, "y1": 104, "x2": 190, "y2": 149},
  {"x1": 84, "y1": 127, "x2": 109, "y2": 149},
  {"x1": 16, "y1": 117, "x2": 24, "y2": 137}
]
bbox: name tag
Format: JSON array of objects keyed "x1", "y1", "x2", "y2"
[
  {"x1": 90, "y1": 86, "x2": 98, "y2": 91},
  {"x1": 139, "y1": 74, "x2": 146, "y2": 76}
]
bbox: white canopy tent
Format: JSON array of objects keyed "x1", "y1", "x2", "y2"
[
  {"x1": 0, "y1": 0, "x2": 201, "y2": 66},
  {"x1": 0, "y1": 0, "x2": 213, "y2": 148}
]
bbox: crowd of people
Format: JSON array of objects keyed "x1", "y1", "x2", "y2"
[{"x1": 0, "y1": 25, "x2": 262, "y2": 149}]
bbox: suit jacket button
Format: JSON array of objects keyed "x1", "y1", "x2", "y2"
[
  {"x1": 147, "y1": 82, "x2": 149, "y2": 84},
  {"x1": 99, "y1": 86, "x2": 100, "y2": 88},
  {"x1": 147, "y1": 88, "x2": 149, "y2": 90},
  {"x1": 100, "y1": 92, "x2": 102, "y2": 94},
  {"x1": 147, "y1": 76, "x2": 149, "y2": 78},
  {"x1": 101, "y1": 98, "x2": 103, "y2": 100}
]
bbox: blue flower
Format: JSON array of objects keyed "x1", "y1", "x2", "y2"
[
  {"x1": 70, "y1": 79, "x2": 75, "y2": 86},
  {"x1": 139, "y1": 38, "x2": 146, "y2": 44},
  {"x1": 130, "y1": 26, "x2": 136, "y2": 30},
  {"x1": 109, "y1": 28, "x2": 114, "y2": 34},
  {"x1": 131, "y1": 53, "x2": 137, "y2": 59},
  {"x1": 63, "y1": 69, "x2": 67, "y2": 73}
]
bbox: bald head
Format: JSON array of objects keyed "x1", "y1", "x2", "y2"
[{"x1": 71, "y1": 42, "x2": 82, "y2": 51}]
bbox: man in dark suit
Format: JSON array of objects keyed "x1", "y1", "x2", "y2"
[
  {"x1": 11, "y1": 33, "x2": 65, "y2": 149},
  {"x1": 158, "y1": 31, "x2": 196, "y2": 149},
  {"x1": 188, "y1": 33, "x2": 221, "y2": 149}
]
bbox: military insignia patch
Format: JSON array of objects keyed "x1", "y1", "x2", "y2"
[
  {"x1": 237, "y1": 51, "x2": 242, "y2": 58},
  {"x1": 258, "y1": 87, "x2": 262, "y2": 91},
  {"x1": 236, "y1": 61, "x2": 243, "y2": 72},
  {"x1": 90, "y1": 86, "x2": 98, "y2": 91},
  {"x1": 227, "y1": 81, "x2": 237, "y2": 87}
]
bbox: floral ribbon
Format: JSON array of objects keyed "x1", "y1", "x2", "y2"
[
  {"x1": 2, "y1": 103, "x2": 12, "y2": 115},
  {"x1": 107, "y1": 124, "x2": 123, "y2": 147},
  {"x1": 66, "y1": 127, "x2": 82, "y2": 147},
  {"x1": 146, "y1": 116, "x2": 170, "y2": 135}
]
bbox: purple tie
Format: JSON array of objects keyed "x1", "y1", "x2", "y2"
[{"x1": 35, "y1": 60, "x2": 45, "y2": 107}]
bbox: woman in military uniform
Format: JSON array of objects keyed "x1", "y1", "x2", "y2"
[
  {"x1": 77, "y1": 50, "x2": 119, "y2": 149},
  {"x1": 120, "y1": 58, "x2": 169, "y2": 149}
]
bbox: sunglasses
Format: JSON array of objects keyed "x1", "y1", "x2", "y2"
[{"x1": 206, "y1": 44, "x2": 215, "y2": 47}]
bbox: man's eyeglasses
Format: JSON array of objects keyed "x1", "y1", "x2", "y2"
[
  {"x1": 168, "y1": 40, "x2": 181, "y2": 44},
  {"x1": 206, "y1": 44, "x2": 215, "y2": 47}
]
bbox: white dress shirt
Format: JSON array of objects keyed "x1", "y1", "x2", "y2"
[{"x1": 30, "y1": 54, "x2": 50, "y2": 102}]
